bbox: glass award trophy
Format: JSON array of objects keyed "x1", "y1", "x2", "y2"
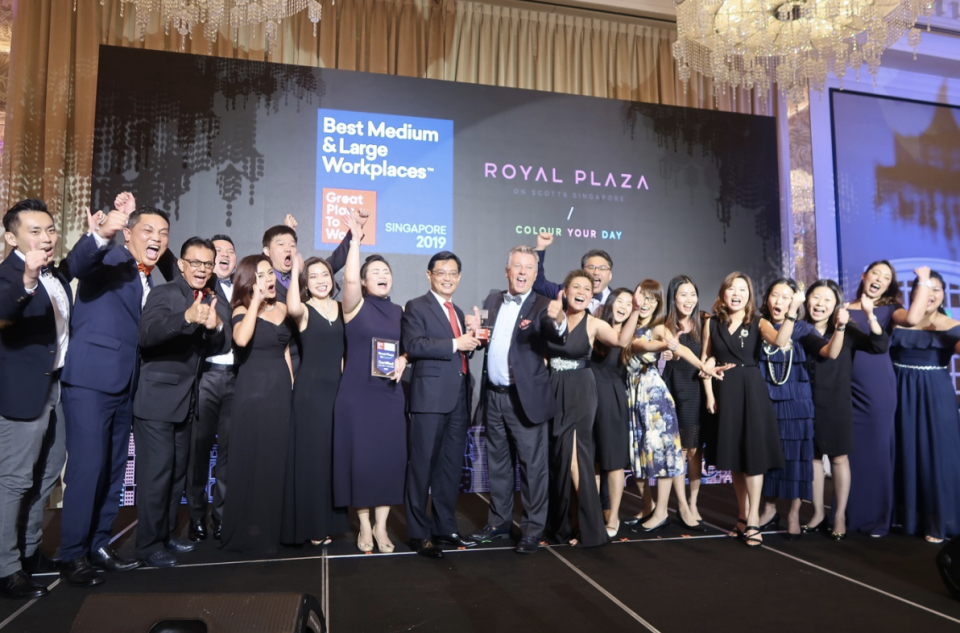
[
  {"x1": 371, "y1": 338, "x2": 399, "y2": 377},
  {"x1": 475, "y1": 309, "x2": 491, "y2": 341}
]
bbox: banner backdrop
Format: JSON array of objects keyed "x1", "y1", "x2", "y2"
[{"x1": 91, "y1": 46, "x2": 779, "y2": 503}]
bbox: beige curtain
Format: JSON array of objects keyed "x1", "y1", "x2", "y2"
[{"x1": 3, "y1": 0, "x2": 770, "y2": 246}]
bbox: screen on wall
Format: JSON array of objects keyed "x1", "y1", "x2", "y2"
[{"x1": 91, "y1": 46, "x2": 781, "y2": 501}]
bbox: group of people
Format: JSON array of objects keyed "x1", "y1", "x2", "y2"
[{"x1": 1, "y1": 194, "x2": 958, "y2": 601}]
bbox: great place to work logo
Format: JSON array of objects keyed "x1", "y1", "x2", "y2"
[{"x1": 315, "y1": 108, "x2": 454, "y2": 255}]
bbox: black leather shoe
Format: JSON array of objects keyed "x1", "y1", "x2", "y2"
[
  {"x1": 90, "y1": 546, "x2": 143, "y2": 572},
  {"x1": 469, "y1": 525, "x2": 512, "y2": 543},
  {"x1": 144, "y1": 550, "x2": 178, "y2": 568},
  {"x1": 59, "y1": 556, "x2": 104, "y2": 587},
  {"x1": 212, "y1": 518, "x2": 222, "y2": 541},
  {"x1": 0, "y1": 571, "x2": 48, "y2": 599},
  {"x1": 622, "y1": 513, "x2": 652, "y2": 528},
  {"x1": 21, "y1": 550, "x2": 57, "y2": 574},
  {"x1": 781, "y1": 531, "x2": 802, "y2": 541},
  {"x1": 409, "y1": 539, "x2": 444, "y2": 559},
  {"x1": 758, "y1": 513, "x2": 780, "y2": 531},
  {"x1": 515, "y1": 535, "x2": 539, "y2": 554},
  {"x1": 633, "y1": 516, "x2": 670, "y2": 534},
  {"x1": 188, "y1": 519, "x2": 208, "y2": 542},
  {"x1": 679, "y1": 518, "x2": 708, "y2": 533},
  {"x1": 432, "y1": 533, "x2": 478, "y2": 548},
  {"x1": 164, "y1": 538, "x2": 197, "y2": 554}
]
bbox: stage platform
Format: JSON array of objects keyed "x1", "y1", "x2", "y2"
[{"x1": 2, "y1": 484, "x2": 958, "y2": 632}]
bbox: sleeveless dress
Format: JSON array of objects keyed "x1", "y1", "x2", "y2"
[
  {"x1": 332, "y1": 295, "x2": 407, "y2": 508},
  {"x1": 709, "y1": 318, "x2": 783, "y2": 475},
  {"x1": 591, "y1": 342, "x2": 629, "y2": 471},
  {"x1": 545, "y1": 316, "x2": 606, "y2": 547},
  {"x1": 760, "y1": 321, "x2": 817, "y2": 500},
  {"x1": 891, "y1": 325, "x2": 960, "y2": 539},
  {"x1": 281, "y1": 304, "x2": 350, "y2": 544},
  {"x1": 661, "y1": 330, "x2": 705, "y2": 449},
  {"x1": 626, "y1": 327, "x2": 684, "y2": 479},
  {"x1": 847, "y1": 305, "x2": 897, "y2": 536},
  {"x1": 220, "y1": 315, "x2": 294, "y2": 554}
]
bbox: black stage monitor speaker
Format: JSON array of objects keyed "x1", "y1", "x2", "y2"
[
  {"x1": 937, "y1": 537, "x2": 960, "y2": 600},
  {"x1": 68, "y1": 592, "x2": 325, "y2": 633}
]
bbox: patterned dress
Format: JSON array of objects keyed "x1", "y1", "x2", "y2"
[{"x1": 627, "y1": 327, "x2": 684, "y2": 479}]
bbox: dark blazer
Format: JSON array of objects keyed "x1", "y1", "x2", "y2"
[
  {"x1": 478, "y1": 290, "x2": 565, "y2": 425},
  {"x1": 211, "y1": 278, "x2": 234, "y2": 345},
  {"x1": 134, "y1": 275, "x2": 230, "y2": 423},
  {"x1": 61, "y1": 234, "x2": 146, "y2": 394},
  {"x1": 0, "y1": 254, "x2": 73, "y2": 419},
  {"x1": 402, "y1": 292, "x2": 473, "y2": 414}
]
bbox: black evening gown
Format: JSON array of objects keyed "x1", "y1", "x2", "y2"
[
  {"x1": 661, "y1": 331, "x2": 705, "y2": 450},
  {"x1": 281, "y1": 304, "x2": 350, "y2": 544},
  {"x1": 332, "y1": 295, "x2": 407, "y2": 508},
  {"x1": 591, "y1": 343, "x2": 629, "y2": 471},
  {"x1": 709, "y1": 318, "x2": 783, "y2": 475},
  {"x1": 546, "y1": 316, "x2": 606, "y2": 547},
  {"x1": 220, "y1": 315, "x2": 294, "y2": 554}
]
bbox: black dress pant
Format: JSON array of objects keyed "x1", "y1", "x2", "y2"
[
  {"x1": 484, "y1": 388, "x2": 548, "y2": 537},
  {"x1": 405, "y1": 378, "x2": 470, "y2": 539},
  {"x1": 187, "y1": 367, "x2": 235, "y2": 524},
  {"x1": 133, "y1": 416, "x2": 191, "y2": 558}
]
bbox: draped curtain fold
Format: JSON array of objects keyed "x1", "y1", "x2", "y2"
[{"x1": 3, "y1": 0, "x2": 771, "y2": 245}]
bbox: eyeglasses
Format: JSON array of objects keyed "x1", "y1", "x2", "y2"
[
  {"x1": 584, "y1": 265, "x2": 611, "y2": 273},
  {"x1": 639, "y1": 295, "x2": 658, "y2": 304},
  {"x1": 430, "y1": 270, "x2": 461, "y2": 279},
  {"x1": 183, "y1": 259, "x2": 215, "y2": 271}
]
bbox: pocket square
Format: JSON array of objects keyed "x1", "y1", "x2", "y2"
[{"x1": 518, "y1": 319, "x2": 532, "y2": 330}]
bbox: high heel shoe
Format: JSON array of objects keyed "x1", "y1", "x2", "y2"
[
  {"x1": 605, "y1": 520, "x2": 620, "y2": 538},
  {"x1": 623, "y1": 513, "x2": 652, "y2": 528},
  {"x1": 634, "y1": 516, "x2": 669, "y2": 534},
  {"x1": 728, "y1": 518, "x2": 747, "y2": 539},
  {"x1": 357, "y1": 531, "x2": 374, "y2": 553},
  {"x1": 800, "y1": 518, "x2": 827, "y2": 534},
  {"x1": 372, "y1": 525, "x2": 395, "y2": 553},
  {"x1": 758, "y1": 513, "x2": 780, "y2": 531},
  {"x1": 831, "y1": 531, "x2": 847, "y2": 541}
]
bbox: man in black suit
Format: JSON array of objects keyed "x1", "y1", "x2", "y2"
[
  {"x1": 133, "y1": 237, "x2": 227, "y2": 567},
  {"x1": 401, "y1": 252, "x2": 480, "y2": 559},
  {"x1": 186, "y1": 234, "x2": 237, "y2": 542},
  {"x1": 0, "y1": 200, "x2": 70, "y2": 599},
  {"x1": 469, "y1": 245, "x2": 566, "y2": 554}
]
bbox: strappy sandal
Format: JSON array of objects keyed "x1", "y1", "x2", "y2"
[
  {"x1": 743, "y1": 525, "x2": 763, "y2": 548},
  {"x1": 728, "y1": 518, "x2": 747, "y2": 539}
]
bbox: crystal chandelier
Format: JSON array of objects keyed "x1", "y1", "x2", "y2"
[
  {"x1": 672, "y1": 0, "x2": 935, "y2": 103},
  {"x1": 96, "y1": 0, "x2": 325, "y2": 44}
]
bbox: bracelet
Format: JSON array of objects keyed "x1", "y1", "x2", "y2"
[
  {"x1": 786, "y1": 313, "x2": 798, "y2": 322},
  {"x1": 836, "y1": 325, "x2": 847, "y2": 332},
  {"x1": 350, "y1": 240, "x2": 360, "y2": 245},
  {"x1": 867, "y1": 314, "x2": 878, "y2": 322},
  {"x1": 917, "y1": 279, "x2": 934, "y2": 288}
]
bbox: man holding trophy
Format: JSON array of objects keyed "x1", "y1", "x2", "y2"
[{"x1": 401, "y1": 252, "x2": 480, "y2": 558}]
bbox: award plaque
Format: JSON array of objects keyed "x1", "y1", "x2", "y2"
[
  {"x1": 371, "y1": 338, "x2": 399, "y2": 377},
  {"x1": 475, "y1": 309, "x2": 491, "y2": 340}
]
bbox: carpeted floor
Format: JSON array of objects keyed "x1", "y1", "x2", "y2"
[{"x1": 2, "y1": 485, "x2": 959, "y2": 632}]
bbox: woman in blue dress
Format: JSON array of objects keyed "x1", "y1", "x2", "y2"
[{"x1": 891, "y1": 267, "x2": 960, "y2": 543}]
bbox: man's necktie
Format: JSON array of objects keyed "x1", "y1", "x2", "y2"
[{"x1": 444, "y1": 301, "x2": 468, "y2": 374}]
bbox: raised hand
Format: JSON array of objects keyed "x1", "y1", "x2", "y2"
[
  {"x1": 915, "y1": 266, "x2": 931, "y2": 281},
  {"x1": 97, "y1": 210, "x2": 128, "y2": 241},
  {"x1": 547, "y1": 290, "x2": 565, "y2": 324},
  {"x1": 251, "y1": 280, "x2": 263, "y2": 307},
  {"x1": 204, "y1": 296, "x2": 221, "y2": 330},
  {"x1": 292, "y1": 253, "x2": 303, "y2": 276},
  {"x1": 114, "y1": 192, "x2": 136, "y2": 216},
  {"x1": 860, "y1": 293, "x2": 875, "y2": 315},
  {"x1": 185, "y1": 292, "x2": 205, "y2": 324},
  {"x1": 343, "y1": 211, "x2": 361, "y2": 240},
  {"x1": 352, "y1": 207, "x2": 370, "y2": 230},
  {"x1": 284, "y1": 214, "x2": 298, "y2": 232},
  {"x1": 536, "y1": 231, "x2": 554, "y2": 251},
  {"x1": 464, "y1": 306, "x2": 479, "y2": 331},
  {"x1": 456, "y1": 331, "x2": 480, "y2": 352},
  {"x1": 22, "y1": 249, "x2": 47, "y2": 288},
  {"x1": 836, "y1": 303, "x2": 850, "y2": 327},
  {"x1": 85, "y1": 207, "x2": 105, "y2": 234},
  {"x1": 789, "y1": 289, "x2": 806, "y2": 313}
]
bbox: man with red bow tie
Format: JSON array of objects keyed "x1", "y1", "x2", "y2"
[
  {"x1": 58, "y1": 206, "x2": 170, "y2": 587},
  {"x1": 133, "y1": 237, "x2": 227, "y2": 567}
]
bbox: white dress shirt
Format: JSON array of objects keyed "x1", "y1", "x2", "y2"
[
  {"x1": 487, "y1": 290, "x2": 566, "y2": 386},
  {"x1": 430, "y1": 290, "x2": 462, "y2": 354},
  {"x1": 17, "y1": 250, "x2": 70, "y2": 370},
  {"x1": 206, "y1": 279, "x2": 235, "y2": 365},
  {"x1": 589, "y1": 286, "x2": 611, "y2": 316}
]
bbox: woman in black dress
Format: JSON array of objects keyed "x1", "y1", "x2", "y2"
[
  {"x1": 546, "y1": 270, "x2": 628, "y2": 547},
  {"x1": 220, "y1": 255, "x2": 295, "y2": 554},
  {"x1": 802, "y1": 279, "x2": 887, "y2": 540},
  {"x1": 701, "y1": 272, "x2": 802, "y2": 547},
  {"x1": 280, "y1": 251, "x2": 352, "y2": 547},
  {"x1": 592, "y1": 288, "x2": 633, "y2": 538},
  {"x1": 661, "y1": 275, "x2": 710, "y2": 525}
]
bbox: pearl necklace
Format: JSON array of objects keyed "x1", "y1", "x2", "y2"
[{"x1": 762, "y1": 342, "x2": 793, "y2": 386}]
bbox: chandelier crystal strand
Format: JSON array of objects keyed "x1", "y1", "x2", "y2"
[
  {"x1": 674, "y1": 0, "x2": 935, "y2": 102},
  {"x1": 88, "y1": 1, "x2": 324, "y2": 46}
]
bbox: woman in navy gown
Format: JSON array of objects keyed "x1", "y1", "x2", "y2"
[
  {"x1": 332, "y1": 240, "x2": 407, "y2": 553},
  {"x1": 846, "y1": 260, "x2": 901, "y2": 537},
  {"x1": 891, "y1": 267, "x2": 960, "y2": 543},
  {"x1": 221, "y1": 255, "x2": 295, "y2": 554}
]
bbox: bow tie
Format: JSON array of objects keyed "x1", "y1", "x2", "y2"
[
  {"x1": 593, "y1": 293, "x2": 604, "y2": 302},
  {"x1": 40, "y1": 266, "x2": 52, "y2": 277},
  {"x1": 137, "y1": 262, "x2": 154, "y2": 275},
  {"x1": 504, "y1": 293, "x2": 523, "y2": 305},
  {"x1": 220, "y1": 278, "x2": 233, "y2": 288}
]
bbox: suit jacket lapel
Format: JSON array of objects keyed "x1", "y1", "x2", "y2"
[
  {"x1": 510, "y1": 292, "x2": 538, "y2": 346},
  {"x1": 426, "y1": 292, "x2": 455, "y2": 337}
]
